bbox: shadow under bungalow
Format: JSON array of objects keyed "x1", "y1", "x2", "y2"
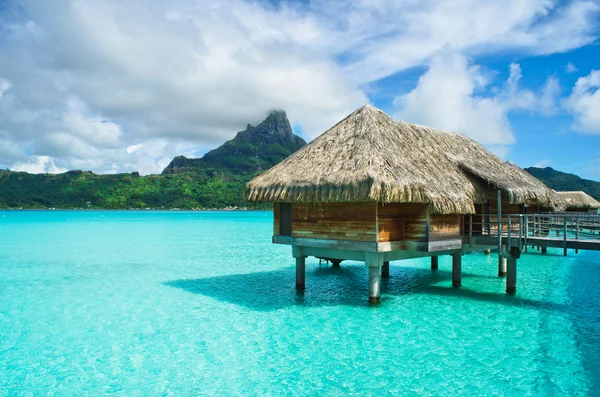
[{"x1": 246, "y1": 105, "x2": 565, "y2": 303}]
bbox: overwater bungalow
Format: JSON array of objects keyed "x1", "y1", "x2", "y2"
[
  {"x1": 556, "y1": 191, "x2": 600, "y2": 213},
  {"x1": 246, "y1": 105, "x2": 562, "y2": 303}
]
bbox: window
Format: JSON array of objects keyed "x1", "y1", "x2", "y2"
[{"x1": 280, "y1": 203, "x2": 292, "y2": 236}]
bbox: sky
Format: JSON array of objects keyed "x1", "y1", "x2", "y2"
[{"x1": 0, "y1": 0, "x2": 599, "y2": 179}]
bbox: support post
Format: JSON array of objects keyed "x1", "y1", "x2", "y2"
[
  {"x1": 506, "y1": 257, "x2": 517, "y2": 294},
  {"x1": 365, "y1": 252, "x2": 384, "y2": 304},
  {"x1": 295, "y1": 256, "x2": 306, "y2": 290},
  {"x1": 576, "y1": 218, "x2": 580, "y2": 254},
  {"x1": 368, "y1": 266, "x2": 381, "y2": 304},
  {"x1": 498, "y1": 244, "x2": 507, "y2": 277},
  {"x1": 563, "y1": 217, "x2": 568, "y2": 256},
  {"x1": 498, "y1": 243, "x2": 507, "y2": 276},
  {"x1": 524, "y1": 215, "x2": 528, "y2": 253},
  {"x1": 452, "y1": 253, "x2": 462, "y2": 287},
  {"x1": 484, "y1": 249, "x2": 491, "y2": 255},
  {"x1": 506, "y1": 246, "x2": 520, "y2": 294},
  {"x1": 541, "y1": 246, "x2": 547, "y2": 254},
  {"x1": 431, "y1": 256, "x2": 439, "y2": 270},
  {"x1": 292, "y1": 246, "x2": 307, "y2": 290},
  {"x1": 497, "y1": 189, "x2": 503, "y2": 276},
  {"x1": 468, "y1": 214, "x2": 473, "y2": 246},
  {"x1": 382, "y1": 261, "x2": 390, "y2": 278}
]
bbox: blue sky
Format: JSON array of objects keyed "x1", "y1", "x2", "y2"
[{"x1": 0, "y1": 0, "x2": 599, "y2": 179}]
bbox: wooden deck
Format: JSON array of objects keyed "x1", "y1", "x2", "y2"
[{"x1": 468, "y1": 213, "x2": 600, "y2": 255}]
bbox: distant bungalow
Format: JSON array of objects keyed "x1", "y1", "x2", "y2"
[
  {"x1": 246, "y1": 105, "x2": 562, "y2": 303},
  {"x1": 556, "y1": 191, "x2": 600, "y2": 213}
]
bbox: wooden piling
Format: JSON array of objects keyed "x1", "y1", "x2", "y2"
[
  {"x1": 431, "y1": 256, "x2": 439, "y2": 270},
  {"x1": 296, "y1": 256, "x2": 306, "y2": 290},
  {"x1": 452, "y1": 253, "x2": 462, "y2": 287},
  {"x1": 368, "y1": 266, "x2": 381, "y2": 304},
  {"x1": 498, "y1": 245, "x2": 507, "y2": 276},
  {"x1": 506, "y1": 257, "x2": 517, "y2": 294},
  {"x1": 382, "y1": 261, "x2": 390, "y2": 278}
]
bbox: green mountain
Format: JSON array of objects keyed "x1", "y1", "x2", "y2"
[
  {"x1": 0, "y1": 111, "x2": 306, "y2": 209},
  {"x1": 162, "y1": 110, "x2": 306, "y2": 175},
  {"x1": 525, "y1": 167, "x2": 600, "y2": 201}
]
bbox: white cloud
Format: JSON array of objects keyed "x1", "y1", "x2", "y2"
[
  {"x1": 394, "y1": 53, "x2": 570, "y2": 151},
  {"x1": 540, "y1": 76, "x2": 561, "y2": 115},
  {"x1": 323, "y1": 0, "x2": 600, "y2": 83},
  {"x1": 566, "y1": 62, "x2": 578, "y2": 73},
  {"x1": 12, "y1": 156, "x2": 67, "y2": 174},
  {"x1": 393, "y1": 52, "x2": 518, "y2": 147},
  {"x1": 533, "y1": 160, "x2": 551, "y2": 168},
  {"x1": 0, "y1": 0, "x2": 598, "y2": 174},
  {"x1": 0, "y1": 78, "x2": 11, "y2": 98},
  {"x1": 565, "y1": 70, "x2": 600, "y2": 133}
]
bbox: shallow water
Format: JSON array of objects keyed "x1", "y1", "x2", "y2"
[{"x1": 0, "y1": 211, "x2": 598, "y2": 396}]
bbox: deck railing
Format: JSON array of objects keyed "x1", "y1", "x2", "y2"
[{"x1": 466, "y1": 213, "x2": 600, "y2": 254}]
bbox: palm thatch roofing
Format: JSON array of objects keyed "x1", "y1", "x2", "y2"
[
  {"x1": 246, "y1": 105, "x2": 561, "y2": 214},
  {"x1": 556, "y1": 191, "x2": 600, "y2": 209}
]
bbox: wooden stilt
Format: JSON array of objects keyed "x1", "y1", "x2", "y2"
[
  {"x1": 296, "y1": 256, "x2": 306, "y2": 290},
  {"x1": 368, "y1": 266, "x2": 381, "y2": 304},
  {"x1": 452, "y1": 253, "x2": 462, "y2": 287},
  {"x1": 506, "y1": 257, "x2": 517, "y2": 294},
  {"x1": 431, "y1": 256, "x2": 439, "y2": 270},
  {"x1": 382, "y1": 261, "x2": 390, "y2": 278},
  {"x1": 365, "y1": 252, "x2": 384, "y2": 304},
  {"x1": 541, "y1": 246, "x2": 547, "y2": 254},
  {"x1": 331, "y1": 259, "x2": 341, "y2": 268},
  {"x1": 498, "y1": 245, "x2": 507, "y2": 276},
  {"x1": 484, "y1": 249, "x2": 491, "y2": 255}
]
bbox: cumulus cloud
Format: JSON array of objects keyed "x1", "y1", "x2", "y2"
[
  {"x1": 0, "y1": 0, "x2": 598, "y2": 173},
  {"x1": 565, "y1": 70, "x2": 600, "y2": 133},
  {"x1": 0, "y1": 78, "x2": 11, "y2": 97},
  {"x1": 324, "y1": 0, "x2": 600, "y2": 83},
  {"x1": 539, "y1": 76, "x2": 561, "y2": 115},
  {"x1": 566, "y1": 62, "x2": 578, "y2": 73},
  {"x1": 393, "y1": 53, "x2": 529, "y2": 148},
  {"x1": 12, "y1": 156, "x2": 67, "y2": 174},
  {"x1": 393, "y1": 52, "x2": 566, "y2": 156}
]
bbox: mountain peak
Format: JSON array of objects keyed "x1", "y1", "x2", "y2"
[
  {"x1": 239, "y1": 110, "x2": 293, "y2": 141},
  {"x1": 162, "y1": 110, "x2": 306, "y2": 175}
]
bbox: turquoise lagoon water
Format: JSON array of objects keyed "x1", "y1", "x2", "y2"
[{"x1": 1, "y1": 210, "x2": 599, "y2": 396}]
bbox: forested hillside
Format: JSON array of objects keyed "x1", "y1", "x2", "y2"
[{"x1": 0, "y1": 111, "x2": 306, "y2": 209}]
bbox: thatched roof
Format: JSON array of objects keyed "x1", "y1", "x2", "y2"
[
  {"x1": 556, "y1": 191, "x2": 600, "y2": 209},
  {"x1": 246, "y1": 105, "x2": 561, "y2": 214}
]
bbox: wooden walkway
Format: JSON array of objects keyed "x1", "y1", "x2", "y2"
[{"x1": 469, "y1": 213, "x2": 600, "y2": 255}]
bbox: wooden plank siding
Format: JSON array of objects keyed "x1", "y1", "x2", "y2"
[
  {"x1": 429, "y1": 214, "x2": 462, "y2": 242},
  {"x1": 291, "y1": 202, "x2": 377, "y2": 242},
  {"x1": 273, "y1": 203, "x2": 280, "y2": 236},
  {"x1": 378, "y1": 203, "x2": 429, "y2": 243},
  {"x1": 273, "y1": 202, "x2": 465, "y2": 246},
  {"x1": 488, "y1": 199, "x2": 524, "y2": 233}
]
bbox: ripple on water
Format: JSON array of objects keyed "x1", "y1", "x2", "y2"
[{"x1": 0, "y1": 211, "x2": 598, "y2": 395}]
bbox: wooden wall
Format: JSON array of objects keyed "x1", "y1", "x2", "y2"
[
  {"x1": 291, "y1": 202, "x2": 377, "y2": 242},
  {"x1": 273, "y1": 203, "x2": 280, "y2": 236},
  {"x1": 429, "y1": 214, "x2": 462, "y2": 242},
  {"x1": 273, "y1": 202, "x2": 463, "y2": 244},
  {"x1": 378, "y1": 203, "x2": 429, "y2": 243},
  {"x1": 488, "y1": 199, "x2": 524, "y2": 232}
]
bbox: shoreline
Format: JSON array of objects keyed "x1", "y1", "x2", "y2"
[{"x1": 0, "y1": 208, "x2": 269, "y2": 212}]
